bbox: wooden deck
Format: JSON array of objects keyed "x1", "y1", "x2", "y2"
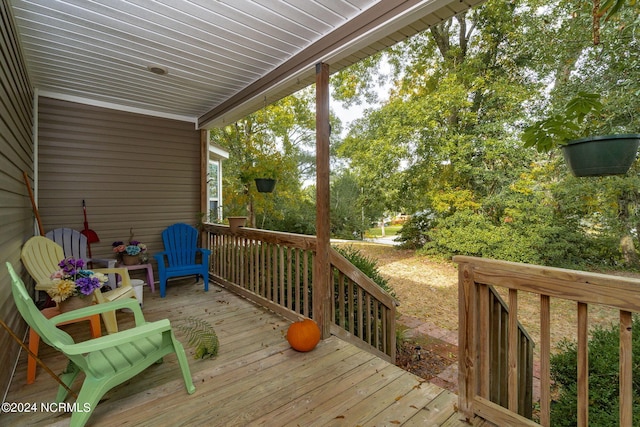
[{"x1": 4, "y1": 279, "x2": 470, "y2": 426}]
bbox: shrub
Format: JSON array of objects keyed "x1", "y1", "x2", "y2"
[
  {"x1": 333, "y1": 245, "x2": 396, "y2": 298},
  {"x1": 395, "y1": 210, "x2": 436, "y2": 249},
  {"x1": 550, "y1": 316, "x2": 640, "y2": 426}
]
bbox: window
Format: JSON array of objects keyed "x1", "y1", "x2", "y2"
[{"x1": 208, "y1": 160, "x2": 221, "y2": 222}]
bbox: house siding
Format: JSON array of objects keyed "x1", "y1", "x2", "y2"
[
  {"x1": 37, "y1": 97, "x2": 202, "y2": 268},
  {"x1": 0, "y1": 0, "x2": 35, "y2": 395}
]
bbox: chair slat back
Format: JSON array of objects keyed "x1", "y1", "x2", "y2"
[
  {"x1": 6, "y1": 262, "x2": 76, "y2": 349},
  {"x1": 21, "y1": 236, "x2": 65, "y2": 286},
  {"x1": 162, "y1": 223, "x2": 198, "y2": 266},
  {"x1": 46, "y1": 228, "x2": 89, "y2": 261}
]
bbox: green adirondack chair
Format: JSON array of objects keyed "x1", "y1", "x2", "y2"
[{"x1": 7, "y1": 262, "x2": 195, "y2": 427}]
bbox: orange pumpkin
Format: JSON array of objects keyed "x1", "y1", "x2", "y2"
[{"x1": 286, "y1": 319, "x2": 321, "y2": 352}]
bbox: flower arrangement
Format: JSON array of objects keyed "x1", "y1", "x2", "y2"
[
  {"x1": 112, "y1": 240, "x2": 147, "y2": 257},
  {"x1": 47, "y1": 257, "x2": 108, "y2": 303},
  {"x1": 112, "y1": 228, "x2": 148, "y2": 263}
]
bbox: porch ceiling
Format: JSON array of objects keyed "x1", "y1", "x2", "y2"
[{"x1": 9, "y1": 0, "x2": 482, "y2": 128}]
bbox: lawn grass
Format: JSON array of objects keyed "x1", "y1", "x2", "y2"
[{"x1": 365, "y1": 225, "x2": 402, "y2": 238}]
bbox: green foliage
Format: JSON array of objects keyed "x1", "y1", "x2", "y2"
[
  {"x1": 211, "y1": 91, "x2": 318, "y2": 228},
  {"x1": 176, "y1": 317, "x2": 219, "y2": 360},
  {"x1": 396, "y1": 324, "x2": 410, "y2": 353},
  {"x1": 333, "y1": 0, "x2": 640, "y2": 270},
  {"x1": 522, "y1": 92, "x2": 605, "y2": 152},
  {"x1": 395, "y1": 211, "x2": 436, "y2": 249},
  {"x1": 333, "y1": 245, "x2": 396, "y2": 298},
  {"x1": 550, "y1": 317, "x2": 640, "y2": 426},
  {"x1": 332, "y1": 53, "x2": 387, "y2": 106},
  {"x1": 330, "y1": 171, "x2": 369, "y2": 239},
  {"x1": 420, "y1": 196, "x2": 598, "y2": 269},
  {"x1": 259, "y1": 193, "x2": 316, "y2": 235}
]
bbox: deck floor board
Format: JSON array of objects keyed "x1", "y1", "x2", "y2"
[{"x1": 4, "y1": 279, "x2": 467, "y2": 426}]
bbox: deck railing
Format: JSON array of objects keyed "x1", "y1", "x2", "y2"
[
  {"x1": 485, "y1": 285, "x2": 534, "y2": 419},
  {"x1": 202, "y1": 224, "x2": 397, "y2": 362},
  {"x1": 455, "y1": 256, "x2": 640, "y2": 427}
]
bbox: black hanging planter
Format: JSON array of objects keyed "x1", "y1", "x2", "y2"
[
  {"x1": 561, "y1": 134, "x2": 640, "y2": 177},
  {"x1": 255, "y1": 178, "x2": 277, "y2": 193}
]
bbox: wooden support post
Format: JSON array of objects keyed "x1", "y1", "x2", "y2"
[
  {"x1": 314, "y1": 62, "x2": 331, "y2": 339},
  {"x1": 458, "y1": 262, "x2": 476, "y2": 420},
  {"x1": 200, "y1": 129, "x2": 208, "y2": 247}
]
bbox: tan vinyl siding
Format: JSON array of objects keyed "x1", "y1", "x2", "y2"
[
  {"x1": 0, "y1": 0, "x2": 35, "y2": 395},
  {"x1": 37, "y1": 97, "x2": 201, "y2": 272}
]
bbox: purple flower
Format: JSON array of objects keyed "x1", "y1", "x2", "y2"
[
  {"x1": 58, "y1": 257, "x2": 84, "y2": 276},
  {"x1": 75, "y1": 276, "x2": 102, "y2": 296}
]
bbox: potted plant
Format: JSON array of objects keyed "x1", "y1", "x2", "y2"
[
  {"x1": 227, "y1": 215, "x2": 247, "y2": 230},
  {"x1": 522, "y1": 92, "x2": 640, "y2": 177},
  {"x1": 47, "y1": 257, "x2": 108, "y2": 311},
  {"x1": 112, "y1": 229, "x2": 148, "y2": 265},
  {"x1": 222, "y1": 204, "x2": 248, "y2": 230}
]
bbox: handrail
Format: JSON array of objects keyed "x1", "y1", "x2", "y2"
[
  {"x1": 201, "y1": 223, "x2": 397, "y2": 361},
  {"x1": 455, "y1": 255, "x2": 640, "y2": 427}
]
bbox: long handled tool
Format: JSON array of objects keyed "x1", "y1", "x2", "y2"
[
  {"x1": 23, "y1": 171, "x2": 44, "y2": 235},
  {"x1": 0, "y1": 318, "x2": 77, "y2": 399},
  {"x1": 81, "y1": 200, "x2": 99, "y2": 257}
]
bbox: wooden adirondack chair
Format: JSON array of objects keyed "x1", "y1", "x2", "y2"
[
  {"x1": 45, "y1": 227, "x2": 116, "y2": 285},
  {"x1": 21, "y1": 236, "x2": 136, "y2": 334},
  {"x1": 154, "y1": 223, "x2": 211, "y2": 298},
  {"x1": 7, "y1": 262, "x2": 195, "y2": 427}
]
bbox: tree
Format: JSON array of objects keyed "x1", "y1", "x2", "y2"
[
  {"x1": 210, "y1": 92, "x2": 317, "y2": 228},
  {"x1": 333, "y1": 0, "x2": 640, "y2": 268}
]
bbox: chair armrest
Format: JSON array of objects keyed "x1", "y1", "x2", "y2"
[
  {"x1": 35, "y1": 281, "x2": 56, "y2": 291},
  {"x1": 92, "y1": 267, "x2": 132, "y2": 288},
  {"x1": 88, "y1": 257, "x2": 116, "y2": 267},
  {"x1": 50, "y1": 298, "x2": 145, "y2": 326},
  {"x1": 153, "y1": 252, "x2": 168, "y2": 266},
  {"x1": 61, "y1": 319, "x2": 172, "y2": 354}
]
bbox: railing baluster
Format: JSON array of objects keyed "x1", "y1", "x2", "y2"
[
  {"x1": 357, "y1": 286, "x2": 363, "y2": 340},
  {"x1": 304, "y1": 252, "x2": 311, "y2": 317},
  {"x1": 279, "y1": 245, "x2": 285, "y2": 306},
  {"x1": 338, "y1": 272, "x2": 345, "y2": 328},
  {"x1": 620, "y1": 310, "x2": 632, "y2": 427},
  {"x1": 479, "y1": 283, "x2": 490, "y2": 398},
  {"x1": 249, "y1": 239, "x2": 255, "y2": 293},
  {"x1": 540, "y1": 295, "x2": 551, "y2": 427},
  {"x1": 366, "y1": 293, "x2": 372, "y2": 344},
  {"x1": 294, "y1": 249, "x2": 301, "y2": 314},
  {"x1": 348, "y1": 278, "x2": 354, "y2": 335},
  {"x1": 286, "y1": 247, "x2": 292, "y2": 310},
  {"x1": 577, "y1": 302, "x2": 588, "y2": 427},
  {"x1": 508, "y1": 289, "x2": 518, "y2": 412}
]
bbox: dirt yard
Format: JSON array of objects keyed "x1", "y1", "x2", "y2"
[{"x1": 338, "y1": 241, "x2": 623, "y2": 357}]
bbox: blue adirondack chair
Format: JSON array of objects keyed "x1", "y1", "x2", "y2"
[
  {"x1": 7, "y1": 262, "x2": 195, "y2": 427},
  {"x1": 154, "y1": 223, "x2": 211, "y2": 298}
]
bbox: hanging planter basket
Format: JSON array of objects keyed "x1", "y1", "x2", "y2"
[
  {"x1": 561, "y1": 134, "x2": 640, "y2": 177},
  {"x1": 255, "y1": 178, "x2": 277, "y2": 193}
]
